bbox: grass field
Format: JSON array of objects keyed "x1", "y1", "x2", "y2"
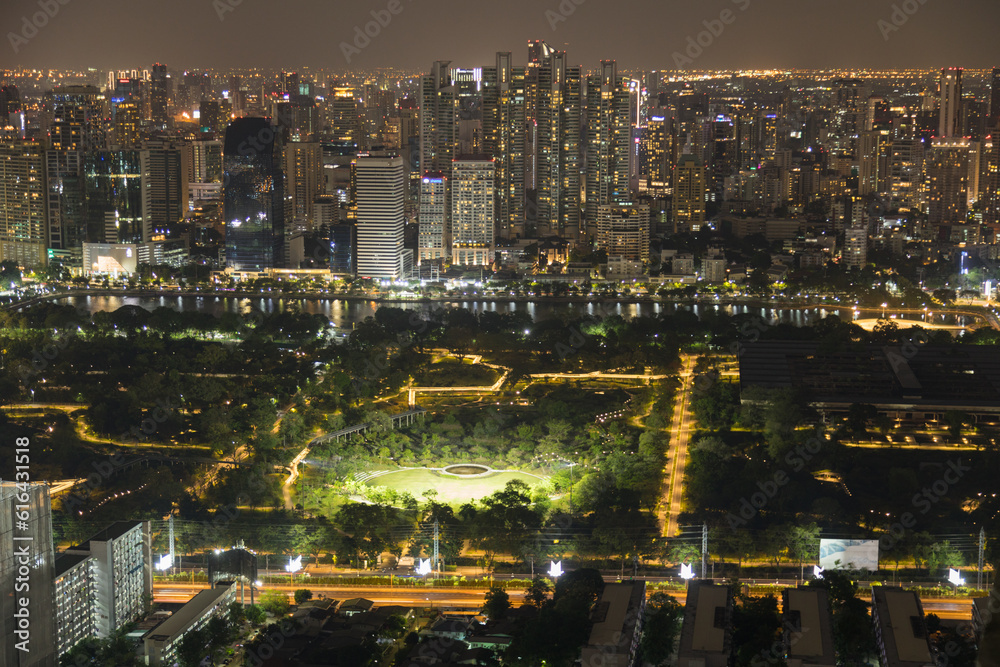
[{"x1": 365, "y1": 468, "x2": 544, "y2": 504}]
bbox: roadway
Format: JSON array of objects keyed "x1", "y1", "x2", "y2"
[
  {"x1": 661, "y1": 354, "x2": 697, "y2": 537},
  {"x1": 152, "y1": 581, "x2": 974, "y2": 620}
]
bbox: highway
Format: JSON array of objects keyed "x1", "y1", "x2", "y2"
[{"x1": 153, "y1": 581, "x2": 974, "y2": 619}]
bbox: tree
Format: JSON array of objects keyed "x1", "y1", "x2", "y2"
[
  {"x1": 246, "y1": 604, "x2": 267, "y2": 626},
  {"x1": 228, "y1": 601, "x2": 246, "y2": 627},
  {"x1": 294, "y1": 588, "x2": 314, "y2": 605},
  {"x1": 525, "y1": 577, "x2": 552, "y2": 607},
  {"x1": 641, "y1": 592, "x2": 683, "y2": 666},
  {"x1": 482, "y1": 586, "x2": 511, "y2": 620},
  {"x1": 177, "y1": 628, "x2": 208, "y2": 667},
  {"x1": 259, "y1": 590, "x2": 290, "y2": 616}
]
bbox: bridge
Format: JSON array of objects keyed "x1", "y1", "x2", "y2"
[{"x1": 309, "y1": 408, "x2": 427, "y2": 446}]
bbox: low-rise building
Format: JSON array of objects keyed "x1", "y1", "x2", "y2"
[
  {"x1": 871, "y1": 586, "x2": 935, "y2": 667},
  {"x1": 580, "y1": 581, "x2": 647, "y2": 667},
  {"x1": 143, "y1": 582, "x2": 237, "y2": 667},
  {"x1": 677, "y1": 581, "x2": 733, "y2": 667},
  {"x1": 783, "y1": 586, "x2": 836, "y2": 667}
]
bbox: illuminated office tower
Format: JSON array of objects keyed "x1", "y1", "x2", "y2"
[
  {"x1": 451, "y1": 156, "x2": 495, "y2": 267},
  {"x1": 49, "y1": 86, "x2": 106, "y2": 151},
  {"x1": 420, "y1": 62, "x2": 459, "y2": 184},
  {"x1": 939, "y1": 67, "x2": 963, "y2": 139},
  {"x1": 190, "y1": 138, "x2": 223, "y2": 184},
  {"x1": 596, "y1": 202, "x2": 649, "y2": 262},
  {"x1": 285, "y1": 141, "x2": 323, "y2": 232},
  {"x1": 926, "y1": 138, "x2": 971, "y2": 225},
  {"x1": 0, "y1": 135, "x2": 48, "y2": 267},
  {"x1": 419, "y1": 62, "x2": 459, "y2": 249},
  {"x1": 150, "y1": 63, "x2": 169, "y2": 126},
  {"x1": 45, "y1": 150, "x2": 86, "y2": 258},
  {"x1": 525, "y1": 40, "x2": 555, "y2": 191},
  {"x1": 483, "y1": 52, "x2": 526, "y2": 239},
  {"x1": 224, "y1": 117, "x2": 286, "y2": 271},
  {"x1": 672, "y1": 154, "x2": 706, "y2": 233},
  {"x1": 142, "y1": 139, "x2": 188, "y2": 240},
  {"x1": 1, "y1": 482, "x2": 57, "y2": 667},
  {"x1": 418, "y1": 172, "x2": 446, "y2": 265},
  {"x1": 642, "y1": 109, "x2": 674, "y2": 196},
  {"x1": 112, "y1": 100, "x2": 142, "y2": 148},
  {"x1": 585, "y1": 60, "x2": 633, "y2": 234},
  {"x1": 84, "y1": 150, "x2": 145, "y2": 244},
  {"x1": 328, "y1": 82, "x2": 361, "y2": 146},
  {"x1": 536, "y1": 49, "x2": 581, "y2": 239},
  {"x1": 355, "y1": 155, "x2": 404, "y2": 279}
]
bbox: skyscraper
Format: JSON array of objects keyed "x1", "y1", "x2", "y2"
[
  {"x1": 1, "y1": 481, "x2": 57, "y2": 667},
  {"x1": 643, "y1": 109, "x2": 674, "y2": 196},
  {"x1": 536, "y1": 50, "x2": 581, "y2": 239},
  {"x1": 355, "y1": 154, "x2": 404, "y2": 279},
  {"x1": 49, "y1": 86, "x2": 106, "y2": 152},
  {"x1": 224, "y1": 117, "x2": 286, "y2": 271},
  {"x1": 0, "y1": 135, "x2": 48, "y2": 267},
  {"x1": 451, "y1": 156, "x2": 495, "y2": 267},
  {"x1": 83, "y1": 150, "x2": 145, "y2": 244},
  {"x1": 150, "y1": 63, "x2": 169, "y2": 127},
  {"x1": 989, "y1": 67, "x2": 1000, "y2": 131},
  {"x1": 939, "y1": 67, "x2": 963, "y2": 139},
  {"x1": 141, "y1": 139, "x2": 189, "y2": 240},
  {"x1": 419, "y1": 62, "x2": 459, "y2": 247},
  {"x1": 585, "y1": 60, "x2": 633, "y2": 235},
  {"x1": 417, "y1": 172, "x2": 446, "y2": 265},
  {"x1": 673, "y1": 154, "x2": 706, "y2": 233},
  {"x1": 926, "y1": 138, "x2": 971, "y2": 225},
  {"x1": 483, "y1": 52, "x2": 526, "y2": 240},
  {"x1": 112, "y1": 100, "x2": 142, "y2": 149},
  {"x1": 285, "y1": 141, "x2": 323, "y2": 233}
]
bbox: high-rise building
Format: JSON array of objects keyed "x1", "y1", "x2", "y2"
[
  {"x1": 536, "y1": 50, "x2": 581, "y2": 239},
  {"x1": 673, "y1": 154, "x2": 706, "y2": 233},
  {"x1": 989, "y1": 67, "x2": 1000, "y2": 131},
  {"x1": 49, "y1": 86, "x2": 106, "y2": 152},
  {"x1": 844, "y1": 225, "x2": 868, "y2": 270},
  {"x1": 285, "y1": 141, "x2": 324, "y2": 233},
  {"x1": 417, "y1": 172, "x2": 446, "y2": 265},
  {"x1": 859, "y1": 130, "x2": 890, "y2": 196},
  {"x1": 224, "y1": 117, "x2": 286, "y2": 271},
  {"x1": 451, "y1": 156, "x2": 495, "y2": 267},
  {"x1": 1, "y1": 481, "x2": 57, "y2": 667},
  {"x1": 419, "y1": 62, "x2": 459, "y2": 242},
  {"x1": 64, "y1": 521, "x2": 152, "y2": 638},
  {"x1": 926, "y1": 138, "x2": 971, "y2": 225},
  {"x1": 643, "y1": 109, "x2": 674, "y2": 196},
  {"x1": 355, "y1": 154, "x2": 404, "y2": 279},
  {"x1": 596, "y1": 202, "x2": 649, "y2": 262},
  {"x1": 585, "y1": 60, "x2": 633, "y2": 235},
  {"x1": 272, "y1": 95, "x2": 317, "y2": 142},
  {"x1": 888, "y1": 139, "x2": 924, "y2": 210},
  {"x1": 45, "y1": 150, "x2": 86, "y2": 258},
  {"x1": 83, "y1": 150, "x2": 145, "y2": 244},
  {"x1": 984, "y1": 134, "x2": 1000, "y2": 225},
  {"x1": 0, "y1": 135, "x2": 48, "y2": 267},
  {"x1": 54, "y1": 553, "x2": 98, "y2": 656},
  {"x1": 150, "y1": 63, "x2": 169, "y2": 127},
  {"x1": 112, "y1": 100, "x2": 142, "y2": 149},
  {"x1": 142, "y1": 139, "x2": 189, "y2": 240},
  {"x1": 939, "y1": 67, "x2": 963, "y2": 139},
  {"x1": 328, "y1": 82, "x2": 361, "y2": 147},
  {"x1": 483, "y1": 52, "x2": 526, "y2": 240}
]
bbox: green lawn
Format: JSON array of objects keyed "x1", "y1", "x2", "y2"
[{"x1": 365, "y1": 468, "x2": 544, "y2": 504}]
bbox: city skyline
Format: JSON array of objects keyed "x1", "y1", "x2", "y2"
[{"x1": 4, "y1": 0, "x2": 1000, "y2": 71}]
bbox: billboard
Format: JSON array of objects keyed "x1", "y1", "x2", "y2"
[{"x1": 819, "y1": 539, "x2": 879, "y2": 571}]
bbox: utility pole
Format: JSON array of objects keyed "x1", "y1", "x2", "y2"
[
  {"x1": 168, "y1": 514, "x2": 175, "y2": 573},
  {"x1": 978, "y1": 527, "x2": 985, "y2": 590},
  {"x1": 433, "y1": 519, "x2": 440, "y2": 574},
  {"x1": 702, "y1": 523, "x2": 708, "y2": 580}
]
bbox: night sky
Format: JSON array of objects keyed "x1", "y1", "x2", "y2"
[{"x1": 4, "y1": 0, "x2": 1000, "y2": 71}]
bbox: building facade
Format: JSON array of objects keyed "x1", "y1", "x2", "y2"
[
  {"x1": 355, "y1": 155, "x2": 405, "y2": 279},
  {"x1": 451, "y1": 156, "x2": 495, "y2": 267}
]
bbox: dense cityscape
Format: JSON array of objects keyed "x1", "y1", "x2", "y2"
[{"x1": 2, "y1": 1, "x2": 1000, "y2": 666}]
